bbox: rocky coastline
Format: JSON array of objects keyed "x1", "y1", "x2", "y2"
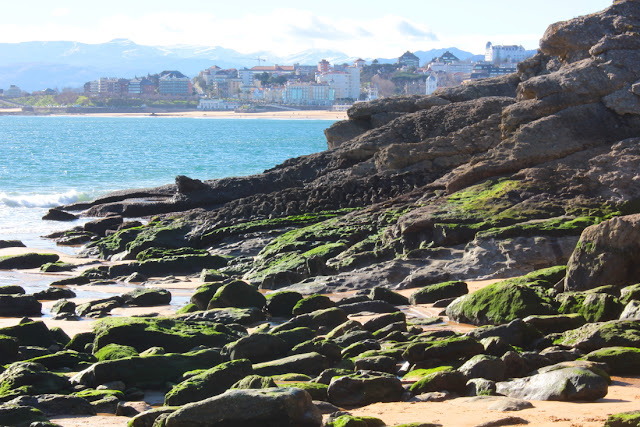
[{"x1": 2, "y1": 1, "x2": 640, "y2": 426}]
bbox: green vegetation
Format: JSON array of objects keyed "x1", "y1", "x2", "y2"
[
  {"x1": 92, "y1": 316, "x2": 240, "y2": 353},
  {"x1": 445, "y1": 267, "x2": 565, "y2": 326},
  {"x1": 325, "y1": 415, "x2": 386, "y2": 427},
  {"x1": 94, "y1": 343, "x2": 139, "y2": 361},
  {"x1": 402, "y1": 365, "x2": 454, "y2": 380}
]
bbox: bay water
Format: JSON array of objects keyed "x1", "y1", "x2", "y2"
[{"x1": 0, "y1": 115, "x2": 333, "y2": 298}]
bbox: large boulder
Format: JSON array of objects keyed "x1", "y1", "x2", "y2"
[
  {"x1": 7, "y1": 394, "x2": 95, "y2": 416},
  {"x1": 122, "y1": 288, "x2": 172, "y2": 307},
  {"x1": 0, "y1": 362, "x2": 70, "y2": 401},
  {"x1": 71, "y1": 348, "x2": 222, "y2": 388},
  {"x1": 0, "y1": 404, "x2": 48, "y2": 427},
  {"x1": 0, "y1": 295, "x2": 41, "y2": 317},
  {"x1": 265, "y1": 291, "x2": 303, "y2": 317},
  {"x1": 208, "y1": 280, "x2": 266, "y2": 310},
  {"x1": 446, "y1": 278, "x2": 556, "y2": 326},
  {"x1": 403, "y1": 335, "x2": 484, "y2": 363},
  {"x1": 409, "y1": 370, "x2": 468, "y2": 395},
  {"x1": 92, "y1": 317, "x2": 238, "y2": 353},
  {"x1": 565, "y1": 215, "x2": 640, "y2": 291},
  {"x1": 0, "y1": 253, "x2": 59, "y2": 269},
  {"x1": 327, "y1": 371, "x2": 404, "y2": 406},
  {"x1": 496, "y1": 366, "x2": 608, "y2": 401},
  {"x1": 164, "y1": 359, "x2": 254, "y2": 406},
  {"x1": 582, "y1": 347, "x2": 640, "y2": 375},
  {"x1": 410, "y1": 281, "x2": 468, "y2": 305},
  {"x1": 554, "y1": 320, "x2": 640, "y2": 352},
  {"x1": 253, "y1": 352, "x2": 329, "y2": 377},
  {"x1": 223, "y1": 333, "x2": 289, "y2": 363},
  {"x1": 163, "y1": 387, "x2": 322, "y2": 427}
]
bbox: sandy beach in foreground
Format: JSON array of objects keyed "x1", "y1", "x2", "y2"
[{"x1": 3, "y1": 246, "x2": 638, "y2": 427}]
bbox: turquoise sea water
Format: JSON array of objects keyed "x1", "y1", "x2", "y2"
[{"x1": 0, "y1": 116, "x2": 333, "y2": 247}]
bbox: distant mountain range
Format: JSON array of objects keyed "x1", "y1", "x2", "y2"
[{"x1": 0, "y1": 39, "x2": 500, "y2": 92}]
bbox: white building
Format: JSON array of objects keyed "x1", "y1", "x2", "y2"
[
  {"x1": 485, "y1": 42, "x2": 528, "y2": 64},
  {"x1": 426, "y1": 74, "x2": 438, "y2": 95},
  {"x1": 427, "y1": 62, "x2": 475, "y2": 74},
  {"x1": 316, "y1": 66, "x2": 360, "y2": 100},
  {"x1": 283, "y1": 82, "x2": 334, "y2": 106},
  {"x1": 197, "y1": 98, "x2": 237, "y2": 110}
]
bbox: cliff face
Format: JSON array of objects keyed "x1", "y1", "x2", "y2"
[{"x1": 66, "y1": 1, "x2": 640, "y2": 292}]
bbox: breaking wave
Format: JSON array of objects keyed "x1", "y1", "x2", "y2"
[{"x1": 0, "y1": 190, "x2": 89, "y2": 208}]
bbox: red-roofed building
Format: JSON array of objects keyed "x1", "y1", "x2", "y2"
[{"x1": 250, "y1": 65, "x2": 295, "y2": 75}]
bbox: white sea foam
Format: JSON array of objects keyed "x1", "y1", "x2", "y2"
[{"x1": 0, "y1": 190, "x2": 86, "y2": 208}]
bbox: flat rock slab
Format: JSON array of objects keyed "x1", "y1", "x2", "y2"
[{"x1": 496, "y1": 367, "x2": 608, "y2": 401}]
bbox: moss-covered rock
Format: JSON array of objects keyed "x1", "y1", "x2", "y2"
[
  {"x1": 402, "y1": 365, "x2": 455, "y2": 380},
  {"x1": 40, "y1": 262, "x2": 75, "y2": 273},
  {"x1": 65, "y1": 332, "x2": 95, "y2": 353},
  {"x1": 207, "y1": 280, "x2": 266, "y2": 310},
  {"x1": 557, "y1": 291, "x2": 623, "y2": 322},
  {"x1": 292, "y1": 294, "x2": 335, "y2": 316},
  {"x1": 0, "y1": 362, "x2": 70, "y2": 401},
  {"x1": 554, "y1": 320, "x2": 640, "y2": 352},
  {"x1": 94, "y1": 344, "x2": 139, "y2": 361},
  {"x1": 265, "y1": 291, "x2": 303, "y2": 317},
  {"x1": 604, "y1": 410, "x2": 640, "y2": 427},
  {"x1": 73, "y1": 388, "x2": 125, "y2": 402},
  {"x1": 0, "y1": 253, "x2": 59, "y2": 270},
  {"x1": 409, "y1": 281, "x2": 468, "y2": 305},
  {"x1": 325, "y1": 415, "x2": 386, "y2": 427},
  {"x1": 253, "y1": 352, "x2": 329, "y2": 377},
  {"x1": 327, "y1": 371, "x2": 404, "y2": 406},
  {"x1": 403, "y1": 335, "x2": 483, "y2": 364},
  {"x1": 164, "y1": 359, "x2": 253, "y2": 406},
  {"x1": 122, "y1": 288, "x2": 171, "y2": 307},
  {"x1": 231, "y1": 375, "x2": 277, "y2": 390},
  {"x1": 175, "y1": 303, "x2": 199, "y2": 315},
  {"x1": 71, "y1": 348, "x2": 222, "y2": 388},
  {"x1": 620, "y1": 284, "x2": 640, "y2": 305},
  {"x1": 24, "y1": 350, "x2": 94, "y2": 370},
  {"x1": 582, "y1": 347, "x2": 640, "y2": 375},
  {"x1": 369, "y1": 286, "x2": 409, "y2": 306},
  {"x1": 190, "y1": 282, "x2": 225, "y2": 310},
  {"x1": 271, "y1": 327, "x2": 316, "y2": 349},
  {"x1": 224, "y1": 333, "x2": 289, "y2": 363},
  {"x1": 446, "y1": 277, "x2": 556, "y2": 326},
  {"x1": 0, "y1": 404, "x2": 49, "y2": 427},
  {"x1": 92, "y1": 317, "x2": 239, "y2": 353},
  {"x1": 285, "y1": 381, "x2": 328, "y2": 401},
  {"x1": 290, "y1": 339, "x2": 342, "y2": 363},
  {"x1": 409, "y1": 370, "x2": 468, "y2": 395},
  {"x1": 0, "y1": 321, "x2": 56, "y2": 347}
]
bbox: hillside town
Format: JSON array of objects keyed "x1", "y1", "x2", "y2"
[{"x1": 0, "y1": 43, "x2": 532, "y2": 112}]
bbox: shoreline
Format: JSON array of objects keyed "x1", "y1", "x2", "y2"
[{"x1": 0, "y1": 108, "x2": 347, "y2": 121}]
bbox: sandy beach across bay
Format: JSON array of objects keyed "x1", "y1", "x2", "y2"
[{"x1": 1, "y1": 108, "x2": 348, "y2": 121}]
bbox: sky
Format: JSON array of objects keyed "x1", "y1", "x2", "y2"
[{"x1": 1, "y1": 0, "x2": 614, "y2": 57}]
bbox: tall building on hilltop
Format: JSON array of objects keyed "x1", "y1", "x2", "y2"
[
  {"x1": 316, "y1": 66, "x2": 361, "y2": 100},
  {"x1": 318, "y1": 59, "x2": 331, "y2": 74},
  {"x1": 398, "y1": 51, "x2": 420, "y2": 68},
  {"x1": 485, "y1": 42, "x2": 527, "y2": 64},
  {"x1": 158, "y1": 71, "x2": 192, "y2": 96}
]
